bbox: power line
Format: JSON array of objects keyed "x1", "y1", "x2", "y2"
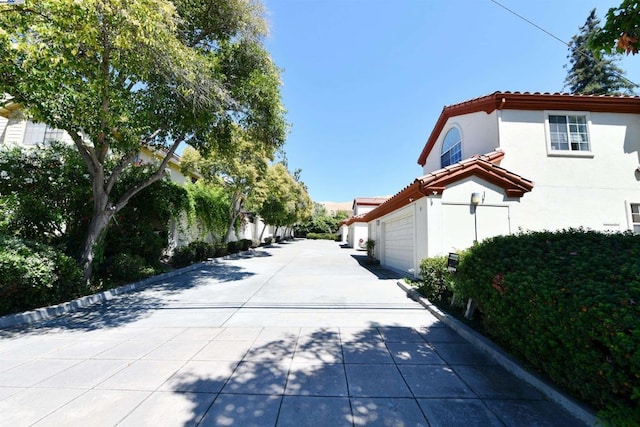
[{"x1": 488, "y1": 0, "x2": 639, "y2": 91}]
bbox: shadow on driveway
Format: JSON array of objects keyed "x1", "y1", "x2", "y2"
[
  {"x1": 350, "y1": 255, "x2": 405, "y2": 280},
  {"x1": 0, "y1": 263, "x2": 255, "y2": 338}
]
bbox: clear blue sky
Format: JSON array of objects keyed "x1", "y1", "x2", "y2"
[{"x1": 262, "y1": 0, "x2": 640, "y2": 203}]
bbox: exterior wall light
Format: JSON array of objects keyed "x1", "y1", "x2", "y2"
[{"x1": 471, "y1": 192, "x2": 481, "y2": 206}]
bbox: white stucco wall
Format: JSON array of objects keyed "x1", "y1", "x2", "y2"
[
  {"x1": 498, "y1": 109, "x2": 640, "y2": 233},
  {"x1": 422, "y1": 110, "x2": 499, "y2": 175},
  {"x1": 348, "y1": 222, "x2": 369, "y2": 249}
]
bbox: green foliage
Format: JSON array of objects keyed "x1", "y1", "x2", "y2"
[
  {"x1": 0, "y1": 143, "x2": 91, "y2": 249},
  {"x1": 239, "y1": 239, "x2": 253, "y2": 251},
  {"x1": 102, "y1": 167, "x2": 190, "y2": 266},
  {"x1": 306, "y1": 232, "x2": 338, "y2": 241},
  {"x1": 185, "y1": 181, "x2": 229, "y2": 237},
  {"x1": 455, "y1": 229, "x2": 640, "y2": 422},
  {"x1": 263, "y1": 236, "x2": 273, "y2": 245},
  {"x1": 366, "y1": 239, "x2": 376, "y2": 258},
  {"x1": 565, "y1": 9, "x2": 636, "y2": 95},
  {"x1": 227, "y1": 241, "x2": 240, "y2": 254},
  {"x1": 0, "y1": 235, "x2": 83, "y2": 316},
  {"x1": 589, "y1": 0, "x2": 640, "y2": 56},
  {"x1": 99, "y1": 253, "x2": 157, "y2": 285},
  {"x1": 0, "y1": 0, "x2": 287, "y2": 280},
  {"x1": 170, "y1": 240, "x2": 215, "y2": 268},
  {"x1": 250, "y1": 163, "x2": 312, "y2": 229},
  {"x1": 294, "y1": 202, "x2": 348, "y2": 237},
  {"x1": 415, "y1": 256, "x2": 456, "y2": 304}
]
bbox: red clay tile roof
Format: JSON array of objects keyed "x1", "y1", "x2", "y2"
[
  {"x1": 417, "y1": 91, "x2": 640, "y2": 166},
  {"x1": 362, "y1": 151, "x2": 532, "y2": 223}
]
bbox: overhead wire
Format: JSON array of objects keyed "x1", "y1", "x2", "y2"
[{"x1": 488, "y1": 0, "x2": 640, "y2": 90}]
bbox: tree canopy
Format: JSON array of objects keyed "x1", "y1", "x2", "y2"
[
  {"x1": 589, "y1": 0, "x2": 640, "y2": 56},
  {"x1": 0, "y1": 0, "x2": 286, "y2": 281},
  {"x1": 565, "y1": 9, "x2": 636, "y2": 95}
]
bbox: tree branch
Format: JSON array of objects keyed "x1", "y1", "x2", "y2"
[{"x1": 113, "y1": 136, "x2": 184, "y2": 212}]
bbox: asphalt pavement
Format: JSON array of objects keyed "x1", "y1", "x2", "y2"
[{"x1": 0, "y1": 239, "x2": 589, "y2": 426}]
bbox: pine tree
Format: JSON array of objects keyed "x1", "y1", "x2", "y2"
[{"x1": 565, "y1": 9, "x2": 636, "y2": 95}]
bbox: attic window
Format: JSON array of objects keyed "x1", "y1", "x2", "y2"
[{"x1": 441, "y1": 127, "x2": 462, "y2": 168}]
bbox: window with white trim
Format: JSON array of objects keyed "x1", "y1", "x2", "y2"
[
  {"x1": 44, "y1": 126, "x2": 65, "y2": 143},
  {"x1": 441, "y1": 127, "x2": 462, "y2": 168},
  {"x1": 631, "y1": 203, "x2": 640, "y2": 234},
  {"x1": 547, "y1": 114, "x2": 590, "y2": 152}
]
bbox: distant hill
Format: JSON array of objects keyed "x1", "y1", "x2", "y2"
[{"x1": 318, "y1": 201, "x2": 353, "y2": 216}]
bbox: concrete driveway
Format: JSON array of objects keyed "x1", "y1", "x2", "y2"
[{"x1": 0, "y1": 239, "x2": 587, "y2": 426}]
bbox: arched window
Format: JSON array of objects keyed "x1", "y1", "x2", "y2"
[{"x1": 440, "y1": 127, "x2": 462, "y2": 168}]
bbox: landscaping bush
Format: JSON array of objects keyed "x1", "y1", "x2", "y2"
[
  {"x1": 0, "y1": 235, "x2": 83, "y2": 316},
  {"x1": 227, "y1": 241, "x2": 240, "y2": 254},
  {"x1": 306, "y1": 232, "x2": 338, "y2": 241},
  {"x1": 263, "y1": 237, "x2": 273, "y2": 245},
  {"x1": 240, "y1": 239, "x2": 253, "y2": 251},
  {"x1": 101, "y1": 253, "x2": 156, "y2": 284},
  {"x1": 455, "y1": 229, "x2": 640, "y2": 423},
  {"x1": 214, "y1": 243, "x2": 227, "y2": 258},
  {"x1": 170, "y1": 241, "x2": 215, "y2": 268},
  {"x1": 251, "y1": 239, "x2": 261, "y2": 248},
  {"x1": 416, "y1": 256, "x2": 456, "y2": 304}
]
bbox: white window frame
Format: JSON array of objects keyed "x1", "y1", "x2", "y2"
[
  {"x1": 544, "y1": 111, "x2": 594, "y2": 158},
  {"x1": 440, "y1": 125, "x2": 463, "y2": 168},
  {"x1": 627, "y1": 201, "x2": 640, "y2": 234}
]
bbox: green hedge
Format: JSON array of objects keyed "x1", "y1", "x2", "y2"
[
  {"x1": 170, "y1": 241, "x2": 215, "y2": 268},
  {"x1": 454, "y1": 229, "x2": 640, "y2": 423},
  {"x1": 0, "y1": 235, "x2": 83, "y2": 316},
  {"x1": 306, "y1": 232, "x2": 338, "y2": 241}
]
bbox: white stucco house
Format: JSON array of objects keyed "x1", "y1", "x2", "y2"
[
  {"x1": 339, "y1": 197, "x2": 388, "y2": 249},
  {"x1": 362, "y1": 91, "x2": 640, "y2": 276}
]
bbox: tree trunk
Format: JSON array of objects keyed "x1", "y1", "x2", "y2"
[
  {"x1": 80, "y1": 199, "x2": 112, "y2": 285},
  {"x1": 223, "y1": 194, "x2": 243, "y2": 244},
  {"x1": 259, "y1": 222, "x2": 268, "y2": 241}
]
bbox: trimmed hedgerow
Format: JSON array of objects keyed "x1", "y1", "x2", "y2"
[
  {"x1": 455, "y1": 229, "x2": 640, "y2": 423},
  {"x1": 0, "y1": 235, "x2": 83, "y2": 316},
  {"x1": 306, "y1": 232, "x2": 338, "y2": 241}
]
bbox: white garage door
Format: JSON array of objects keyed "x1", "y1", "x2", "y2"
[{"x1": 383, "y1": 215, "x2": 414, "y2": 273}]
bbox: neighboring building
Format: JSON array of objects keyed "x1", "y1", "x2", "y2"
[
  {"x1": 363, "y1": 91, "x2": 640, "y2": 276},
  {"x1": 0, "y1": 112, "x2": 281, "y2": 249},
  {"x1": 340, "y1": 197, "x2": 388, "y2": 249}
]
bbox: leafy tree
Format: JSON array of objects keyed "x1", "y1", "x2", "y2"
[
  {"x1": 589, "y1": 0, "x2": 640, "y2": 56},
  {"x1": 181, "y1": 126, "x2": 273, "y2": 243},
  {"x1": 565, "y1": 9, "x2": 636, "y2": 95},
  {"x1": 0, "y1": 0, "x2": 286, "y2": 282},
  {"x1": 294, "y1": 203, "x2": 349, "y2": 236},
  {"x1": 250, "y1": 163, "x2": 312, "y2": 239}
]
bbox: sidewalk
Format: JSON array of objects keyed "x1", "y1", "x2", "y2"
[{"x1": 0, "y1": 240, "x2": 589, "y2": 426}]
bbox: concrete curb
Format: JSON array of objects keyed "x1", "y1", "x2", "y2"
[
  {"x1": 396, "y1": 280, "x2": 597, "y2": 427},
  {"x1": 0, "y1": 250, "x2": 258, "y2": 330}
]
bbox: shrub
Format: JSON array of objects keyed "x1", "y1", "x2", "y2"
[
  {"x1": 306, "y1": 232, "x2": 338, "y2": 241},
  {"x1": 214, "y1": 243, "x2": 227, "y2": 258},
  {"x1": 416, "y1": 256, "x2": 456, "y2": 304},
  {"x1": 455, "y1": 229, "x2": 640, "y2": 423},
  {"x1": 0, "y1": 235, "x2": 83, "y2": 316},
  {"x1": 227, "y1": 241, "x2": 240, "y2": 254},
  {"x1": 101, "y1": 253, "x2": 155, "y2": 284},
  {"x1": 170, "y1": 244, "x2": 196, "y2": 268},
  {"x1": 170, "y1": 241, "x2": 215, "y2": 268},
  {"x1": 240, "y1": 239, "x2": 252, "y2": 251},
  {"x1": 251, "y1": 239, "x2": 261, "y2": 248},
  {"x1": 263, "y1": 237, "x2": 273, "y2": 245}
]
